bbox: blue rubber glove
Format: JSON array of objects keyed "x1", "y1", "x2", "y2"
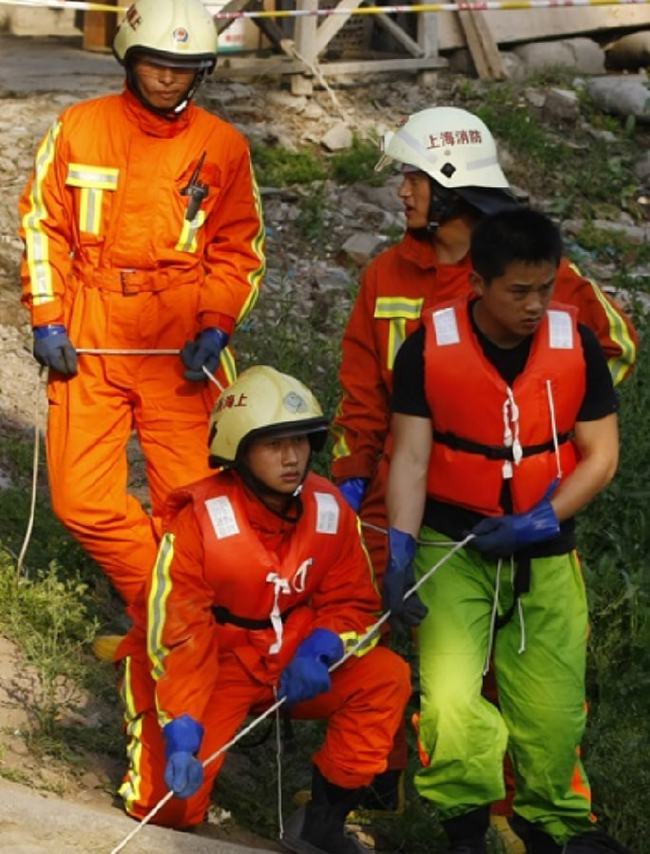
[
  {"x1": 383, "y1": 528, "x2": 428, "y2": 630},
  {"x1": 180, "y1": 327, "x2": 229, "y2": 381},
  {"x1": 163, "y1": 714, "x2": 204, "y2": 799},
  {"x1": 279, "y1": 628, "x2": 344, "y2": 706},
  {"x1": 33, "y1": 324, "x2": 77, "y2": 375},
  {"x1": 470, "y1": 486, "x2": 560, "y2": 558},
  {"x1": 338, "y1": 477, "x2": 369, "y2": 513}
]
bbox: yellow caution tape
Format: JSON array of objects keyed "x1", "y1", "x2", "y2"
[{"x1": 0, "y1": 0, "x2": 648, "y2": 18}]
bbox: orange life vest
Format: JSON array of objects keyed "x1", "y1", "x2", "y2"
[
  {"x1": 423, "y1": 298, "x2": 586, "y2": 516},
  {"x1": 166, "y1": 470, "x2": 350, "y2": 674}
]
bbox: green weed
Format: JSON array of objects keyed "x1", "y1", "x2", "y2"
[
  {"x1": 296, "y1": 184, "x2": 327, "y2": 243},
  {"x1": 252, "y1": 143, "x2": 326, "y2": 187},
  {"x1": 330, "y1": 136, "x2": 384, "y2": 186}
]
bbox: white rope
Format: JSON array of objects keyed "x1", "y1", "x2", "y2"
[
  {"x1": 16, "y1": 366, "x2": 45, "y2": 577},
  {"x1": 77, "y1": 348, "x2": 181, "y2": 355},
  {"x1": 274, "y1": 690, "x2": 285, "y2": 841},
  {"x1": 360, "y1": 519, "x2": 456, "y2": 548},
  {"x1": 201, "y1": 364, "x2": 226, "y2": 393},
  {"x1": 109, "y1": 533, "x2": 473, "y2": 854}
]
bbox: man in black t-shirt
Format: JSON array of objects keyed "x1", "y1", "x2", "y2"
[{"x1": 384, "y1": 209, "x2": 627, "y2": 853}]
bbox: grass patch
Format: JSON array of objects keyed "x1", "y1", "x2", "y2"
[
  {"x1": 252, "y1": 143, "x2": 326, "y2": 187},
  {"x1": 330, "y1": 136, "x2": 385, "y2": 186}
]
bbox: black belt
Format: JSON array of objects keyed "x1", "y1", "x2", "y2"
[
  {"x1": 212, "y1": 602, "x2": 298, "y2": 630},
  {"x1": 433, "y1": 430, "x2": 572, "y2": 462}
]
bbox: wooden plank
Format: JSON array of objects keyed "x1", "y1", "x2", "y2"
[
  {"x1": 417, "y1": 11, "x2": 439, "y2": 58},
  {"x1": 457, "y1": 9, "x2": 505, "y2": 80},
  {"x1": 374, "y1": 12, "x2": 425, "y2": 58},
  {"x1": 215, "y1": 54, "x2": 446, "y2": 77},
  {"x1": 313, "y1": 0, "x2": 365, "y2": 56},
  {"x1": 82, "y1": 4, "x2": 117, "y2": 52},
  {"x1": 435, "y1": 6, "x2": 650, "y2": 52}
]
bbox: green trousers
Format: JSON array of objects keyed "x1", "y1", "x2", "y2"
[{"x1": 414, "y1": 528, "x2": 593, "y2": 843}]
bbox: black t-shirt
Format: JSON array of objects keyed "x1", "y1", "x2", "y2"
[{"x1": 391, "y1": 301, "x2": 618, "y2": 554}]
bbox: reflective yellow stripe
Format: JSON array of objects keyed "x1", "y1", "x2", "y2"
[
  {"x1": 22, "y1": 120, "x2": 62, "y2": 306},
  {"x1": 219, "y1": 345, "x2": 237, "y2": 385},
  {"x1": 572, "y1": 265, "x2": 636, "y2": 386},
  {"x1": 236, "y1": 160, "x2": 266, "y2": 324},
  {"x1": 331, "y1": 400, "x2": 352, "y2": 462},
  {"x1": 356, "y1": 515, "x2": 379, "y2": 594},
  {"x1": 66, "y1": 163, "x2": 119, "y2": 190},
  {"x1": 79, "y1": 187, "x2": 103, "y2": 235},
  {"x1": 386, "y1": 317, "x2": 407, "y2": 370},
  {"x1": 374, "y1": 296, "x2": 424, "y2": 320},
  {"x1": 175, "y1": 209, "x2": 206, "y2": 253},
  {"x1": 117, "y1": 657, "x2": 144, "y2": 813},
  {"x1": 339, "y1": 629, "x2": 380, "y2": 657},
  {"x1": 147, "y1": 533, "x2": 175, "y2": 681}
]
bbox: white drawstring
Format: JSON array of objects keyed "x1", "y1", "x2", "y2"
[
  {"x1": 510, "y1": 558, "x2": 527, "y2": 654},
  {"x1": 483, "y1": 558, "x2": 502, "y2": 675},
  {"x1": 545, "y1": 379, "x2": 563, "y2": 480},
  {"x1": 517, "y1": 597, "x2": 527, "y2": 654},
  {"x1": 292, "y1": 558, "x2": 312, "y2": 593},
  {"x1": 266, "y1": 573, "x2": 291, "y2": 654}
]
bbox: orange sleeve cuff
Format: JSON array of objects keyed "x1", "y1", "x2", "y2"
[{"x1": 199, "y1": 311, "x2": 235, "y2": 336}]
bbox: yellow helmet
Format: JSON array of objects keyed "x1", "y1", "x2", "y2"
[
  {"x1": 208, "y1": 366, "x2": 329, "y2": 466},
  {"x1": 113, "y1": 0, "x2": 218, "y2": 72}
]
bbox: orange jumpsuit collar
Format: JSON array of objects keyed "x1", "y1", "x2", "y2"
[{"x1": 120, "y1": 87, "x2": 193, "y2": 138}]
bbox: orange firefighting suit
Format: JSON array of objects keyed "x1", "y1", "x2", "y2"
[
  {"x1": 331, "y1": 232, "x2": 637, "y2": 579},
  {"x1": 116, "y1": 469, "x2": 411, "y2": 828},
  {"x1": 18, "y1": 89, "x2": 265, "y2": 605}
]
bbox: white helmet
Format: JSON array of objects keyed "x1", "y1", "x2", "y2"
[
  {"x1": 113, "y1": 0, "x2": 218, "y2": 72},
  {"x1": 377, "y1": 107, "x2": 510, "y2": 190}
]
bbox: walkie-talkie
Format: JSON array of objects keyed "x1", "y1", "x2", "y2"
[{"x1": 181, "y1": 150, "x2": 208, "y2": 222}]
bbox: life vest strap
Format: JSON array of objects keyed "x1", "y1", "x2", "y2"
[
  {"x1": 432, "y1": 430, "x2": 572, "y2": 461},
  {"x1": 211, "y1": 602, "x2": 298, "y2": 631}
]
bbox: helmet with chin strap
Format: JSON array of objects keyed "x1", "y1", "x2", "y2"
[
  {"x1": 208, "y1": 366, "x2": 329, "y2": 469},
  {"x1": 376, "y1": 106, "x2": 517, "y2": 228},
  {"x1": 113, "y1": 0, "x2": 218, "y2": 116}
]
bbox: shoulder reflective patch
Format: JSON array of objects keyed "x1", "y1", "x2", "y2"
[
  {"x1": 205, "y1": 495, "x2": 240, "y2": 539},
  {"x1": 432, "y1": 306, "x2": 460, "y2": 346},
  {"x1": 547, "y1": 309, "x2": 573, "y2": 350},
  {"x1": 314, "y1": 492, "x2": 340, "y2": 535},
  {"x1": 374, "y1": 296, "x2": 424, "y2": 320},
  {"x1": 66, "y1": 163, "x2": 119, "y2": 190}
]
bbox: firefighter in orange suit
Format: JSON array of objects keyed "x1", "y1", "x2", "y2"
[
  {"x1": 329, "y1": 107, "x2": 637, "y2": 841},
  {"x1": 116, "y1": 366, "x2": 410, "y2": 854},
  {"x1": 18, "y1": 0, "x2": 265, "y2": 605}
]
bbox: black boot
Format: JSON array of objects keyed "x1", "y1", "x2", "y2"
[
  {"x1": 510, "y1": 814, "x2": 562, "y2": 853},
  {"x1": 357, "y1": 768, "x2": 405, "y2": 814},
  {"x1": 281, "y1": 765, "x2": 370, "y2": 854},
  {"x1": 442, "y1": 806, "x2": 490, "y2": 853},
  {"x1": 565, "y1": 829, "x2": 632, "y2": 853}
]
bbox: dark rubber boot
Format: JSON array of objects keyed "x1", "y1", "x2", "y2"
[
  {"x1": 442, "y1": 806, "x2": 490, "y2": 853},
  {"x1": 510, "y1": 814, "x2": 562, "y2": 853},
  {"x1": 565, "y1": 829, "x2": 632, "y2": 853},
  {"x1": 281, "y1": 765, "x2": 369, "y2": 854}
]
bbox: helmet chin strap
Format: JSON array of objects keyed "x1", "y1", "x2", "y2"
[
  {"x1": 125, "y1": 64, "x2": 208, "y2": 118},
  {"x1": 235, "y1": 457, "x2": 310, "y2": 523}
]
